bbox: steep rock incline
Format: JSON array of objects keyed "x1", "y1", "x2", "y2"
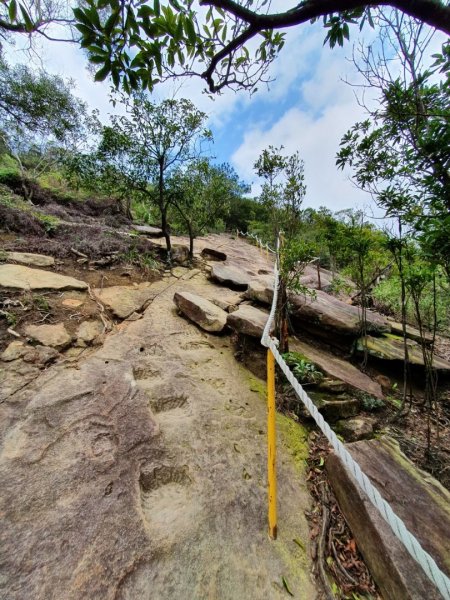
[{"x1": 0, "y1": 257, "x2": 315, "y2": 599}]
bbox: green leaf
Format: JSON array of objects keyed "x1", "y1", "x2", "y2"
[
  {"x1": 154, "y1": 0, "x2": 160, "y2": 17},
  {"x1": 8, "y1": 0, "x2": 17, "y2": 22},
  {"x1": 94, "y1": 63, "x2": 111, "y2": 82},
  {"x1": 20, "y1": 5, "x2": 34, "y2": 31},
  {"x1": 293, "y1": 538, "x2": 304, "y2": 550},
  {"x1": 184, "y1": 16, "x2": 197, "y2": 46},
  {"x1": 282, "y1": 576, "x2": 294, "y2": 597}
]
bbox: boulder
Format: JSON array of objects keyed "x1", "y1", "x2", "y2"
[
  {"x1": 174, "y1": 291, "x2": 227, "y2": 333},
  {"x1": 201, "y1": 248, "x2": 227, "y2": 261},
  {"x1": 290, "y1": 339, "x2": 383, "y2": 399},
  {"x1": 76, "y1": 320, "x2": 104, "y2": 347},
  {"x1": 226, "y1": 304, "x2": 269, "y2": 338},
  {"x1": 356, "y1": 335, "x2": 450, "y2": 371},
  {"x1": 0, "y1": 264, "x2": 87, "y2": 291},
  {"x1": 290, "y1": 289, "x2": 390, "y2": 342},
  {"x1": 93, "y1": 284, "x2": 156, "y2": 319},
  {"x1": 210, "y1": 263, "x2": 251, "y2": 290},
  {"x1": 5, "y1": 252, "x2": 55, "y2": 267},
  {"x1": 245, "y1": 276, "x2": 274, "y2": 305},
  {"x1": 171, "y1": 244, "x2": 190, "y2": 265},
  {"x1": 24, "y1": 323, "x2": 72, "y2": 350},
  {"x1": 326, "y1": 436, "x2": 450, "y2": 599},
  {"x1": 334, "y1": 417, "x2": 374, "y2": 441}
]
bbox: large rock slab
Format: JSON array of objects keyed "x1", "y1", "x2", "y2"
[
  {"x1": 326, "y1": 436, "x2": 450, "y2": 600},
  {"x1": 24, "y1": 322, "x2": 72, "y2": 350},
  {"x1": 290, "y1": 289, "x2": 390, "y2": 341},
  {"x1": 227, "y1": 304, "x2": 269, "y2": 338},
  {"x1": 93, "y1": 283, "x2": 156, "y2": 319},
  {"x1": 5, "y1": 251, "x2": 55, "y2": 267},
  {"x1": 245, "y1": 276, "x2": 274, "y2": 305},
  {"x1": 0, "y1": 264, "x2": 87, "y2": 291},
  {"x1": 357, "y1": 335, "x2": 450, "y2": 371},
  {"x1": 210, "y1": 263, "x2": 252, "y2": 289},
  {"x1": 291, "y1": 338, "x2": 383, "y2": 399},
  {"x1": 174, "y1": 291, "x2": 227, "y2": 332}
]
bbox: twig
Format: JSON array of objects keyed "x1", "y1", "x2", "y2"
[
  {"x1": 318, "y1": 482, "x2": 335, "y2": 600},
  {"x1": 70, "y1": 247, "x2": 88, "y2": 258}
]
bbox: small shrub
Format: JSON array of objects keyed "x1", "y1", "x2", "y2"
[
  {"x1": 34, "y1": 213, "x2": 61, "y2": 235},
  {"x1": 283, "y1": 352, "x2": 324, "y2": 384},
  {"x1": 357, "y1": 392, "x2": 385, "y2": 411}
]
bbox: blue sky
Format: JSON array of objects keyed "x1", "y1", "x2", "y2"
[{"x1": 5, "y1": 16, "x2": 444, "y2": 216}]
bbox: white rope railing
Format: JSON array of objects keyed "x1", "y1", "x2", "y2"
[
  {"x1": 236, "y1": 229, "x2": 276, "y2": 254},
  {"x1": 261, "y1": 241, "x2": 450, "y2": 600}
]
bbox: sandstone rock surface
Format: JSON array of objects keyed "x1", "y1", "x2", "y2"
[
  {"x1": 227, "y1": 304, "x2": 269, "y2": 338},
  {"x1": 93, "y1": 283, "x2": 157, "y2": 319},
  {"x1": 201, "y1": 247, "x2": 227, "y2": 261},
  {"x1": 357, "y1": 335, "x2": 450, "y2": 371},
  {"x1": 0, "y1": 264, "x2": 87, "y2": 291},
  {"x1": 290, "y1": 289, "x2": 390, "y2": 341},
  {"x1": 5, "y1": 251, "x2": 55, "y2": 267},
  {"x1": 389, "y1": 321, "x2": 434, "y2": 344},
  {"x1": 327, "y1": 436, "x2": 450, "y2": 600},
  {"x1": 76, "y1": 320, "x2": 104, "y2": 346},
  {"x1": 245, "y1": 276, "x2": 274, "y2": 305},
  {"x1": 174, "y1": 291, "x2": 227, "y2": 332},
  {"x1": 210, "y1": 263, "x2": 252, "y2": 289},
  {"x1": 24, "y1": 323, "x2": 72, "y2": 349}
]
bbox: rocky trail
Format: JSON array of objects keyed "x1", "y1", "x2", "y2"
[{"x1": 1, "y1": 233, "x2": 450, "y2": 599}]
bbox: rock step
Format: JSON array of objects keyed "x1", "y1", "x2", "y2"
[
  {"x1": 173, "y1": 291, "x2": 227, "y2": 333},
  {"x1": 326, "y1": 436, "x2": 450, "y2": 600},
  {"x1": 0, "y1": 264, "x2": 87, "y2": 291}
]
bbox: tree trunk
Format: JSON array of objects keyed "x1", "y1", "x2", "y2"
[
  {"x1": 158, "y1": 159, "x2": 171, "y2": 255},
  {"x1": 276, "y1": 279, "x2": 289, "y2": 354},
  {"x1": 187, "y1": 222, "x2": 194, "y2": 262}
]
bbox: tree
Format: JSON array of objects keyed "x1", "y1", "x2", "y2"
[
  {"x1": 0, "y1": 57, "x2": 90, "y2": 201},
  {"x1": 68, "y1": 0, "x2": 450, "y2": 95},
  {"x1": 168, "y1": 159, "x2": 247, "y2": 259},
  {"x1": 254, "y1": 146, "x2": 312, "y2": 352},
  {"x1": 75, "y1": 95, "x2": 211, "y2": 254}
]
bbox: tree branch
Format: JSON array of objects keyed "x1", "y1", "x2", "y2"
[{"x1": 199, "y1": 0, "x2": 450, "y2": 36}]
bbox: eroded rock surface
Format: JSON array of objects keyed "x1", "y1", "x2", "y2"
[
  {"x1": 0, "y1": 264, "x2": 88, "y2": 291},
  {"x1": 245, "y1": 276, "x2": 274, "y2": 305},
  {"x1": 174, "y1": 291, "x2": 227, "y2": 332}
]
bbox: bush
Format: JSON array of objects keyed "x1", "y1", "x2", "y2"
[{"x1": 283, "y1": 352, "x2": 324, "y2": 384}]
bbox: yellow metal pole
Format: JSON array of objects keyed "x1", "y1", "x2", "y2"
[{"x1": 267, "y1": 348, "x2": 277, "y2": 540}]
